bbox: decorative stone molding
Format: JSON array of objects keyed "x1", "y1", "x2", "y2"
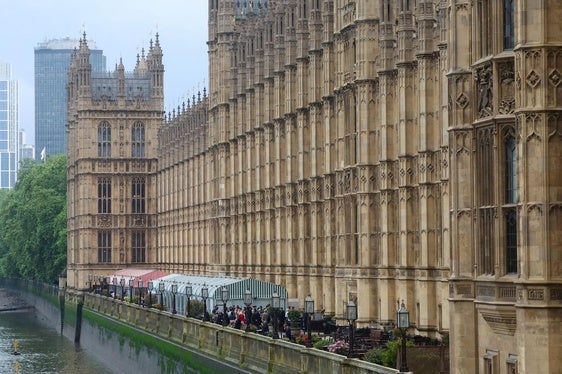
[{"x1": 477, "y1": 303, "x2": 516, "y2": 336}]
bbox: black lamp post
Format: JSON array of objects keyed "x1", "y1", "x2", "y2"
[
  {"x1": 147, "y1": 280, "x2": 153, "y2": 307},
  {"x1": 158, "y1": 281, "x2": 165, "y2": 311},
  {"x1": 243, "y1": 288, "x2": 252, "y2": 332},
  {"x1": 346, "y1": 300, "x2": 358, "y2": 357},
  {"x1": 120, "y1": 277, "x2": 125, "y2": 301},
  {"x1": 271, "y1": 291, "x2": 280, "y2": 339},
  {"x1": 397, "y1": 301, "x2": 410, "y2": 372},
  {"x1": 221, "y1": 286, "x2": 230, "y2": 326},
  {"x1": 185, "y1": 282, "x2": 192, "y2": 317},
  {"x1": 138, "y1": 279, "x2": 143, "y2": 307},
  {"x1": 88, "y1": 274, "x2": 93, "y2": 292},
  {"x1": 128, "y1": 278, "x2": 134, "y2": 302},
  {"x1": 305, "y1": 295, "x2": 314, "y2": 347},
  {"x1": 201, "y1": 284, "x2": 209, "y2": 321},
  {"x1": 171, "y1": 282, "x2": 178, "y2": 314},
  {"x1": 112, "y1": 277, "x2": 117, "y2": 299}
]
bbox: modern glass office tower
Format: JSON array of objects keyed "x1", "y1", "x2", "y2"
[
  {"x1": 34, "y1": 37, "x2": 106, "y2": 157},
  {"x1": 0, "y1": 62, "x2": 18, "y2": 189}
]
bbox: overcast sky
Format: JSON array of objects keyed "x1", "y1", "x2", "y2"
[{"x1": 0, "y1": 0, "x2": 209, "y2": 146}]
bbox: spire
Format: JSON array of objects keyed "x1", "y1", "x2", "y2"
[
  {"x1": 147, "y1": 33, "x2": 164, "y2": 99},
  {"x1": 117, "y1": 57, "x2": 125, "y2": 97}
]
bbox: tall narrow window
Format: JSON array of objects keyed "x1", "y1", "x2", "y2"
[
  {"x1": 132, "y1": 177, "x2": 146, "y2": 214},
  {"x1": 98, "y1": 230, "x2": 112, "y2": 263},
  {"x1": 503, "y1": 0, "x2": 515, "y2": 50},
  {"x1": 477, "y1": 127, "x2": 495, "y2": 275},
  {"x1": 484, "y1": 349, "x2": 499, "y2": 374},
  {"x1": 505, "y1": 132, "x2": 517, "y2": 203},
  {"x1": 478, "y1": 0, "x2": 493, "y2": 58},
  {"x1": 505, "y1": 209, "x2": 517, "y2": 274},
  {"x1": 98, "y1": 177, "x2": 111, "y2": 214},
  {"x1": 131, "y1": 231, "x2": 146, "y2": 263},
  {"x1": 98, "y1": 121, "x2": 111, "y2": 157},
  {"x1": 132, "y1": 122, "x2": 145, "y2": 157}
]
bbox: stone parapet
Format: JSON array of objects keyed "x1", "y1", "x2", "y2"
[{"x1": 84, "y1": 293, "x2": 398, "y2": 374}]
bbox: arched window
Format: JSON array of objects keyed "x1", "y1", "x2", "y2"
[
  {"x1": 131, "y1": 230, "x2": 146, "y2": 263},
  {"x1": 98, "y1": 177, "x2": 111, "y2": 214},
  {"x1": 505, "y1": 132, "x2": 517, "y2": 203},
  {"x1": 503, "y1": 0, "x2": 515, "y2": 50},
  {"x1": 504, "y1": 129, "x2": 517, "y2": 274},
  {"x1": 505, "y1": 209, "x2": 517, "y2": 274},
  {"x1": 98, "y1": 230, "x2": 112, "y2": 263},
  {"x1": 132, "y1": 177, "x2": 146, "y2": 214},
  {"x1": 98, "y1": 121, "x2": 111, "y2": 157},
  {"x1": 132, "y1": 122, "x2": 145, "y2": 157}
]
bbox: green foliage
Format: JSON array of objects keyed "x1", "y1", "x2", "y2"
[
  {"x1": 0, "y1": 155, "x2": 67, "y2": 283},
  {"x1": 187, "y1": 299, "x2": 204, "y2": 317},
  {"x1": 442, "y1": 333, "x2": 449, "y2": 346},
  {"x1": 287, "y1": 308, "x2": 301, "y2": 322},
  {"x1": 363, "y1": 339, "x2": 415, "y2": 369},
  {"x1": 313, "y1": 338, "x2": 331, "y2": 350}
]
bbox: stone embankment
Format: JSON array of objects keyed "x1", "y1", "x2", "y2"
[{"x1": 0, "y1": 288, "x2": 31, "y2": 312}]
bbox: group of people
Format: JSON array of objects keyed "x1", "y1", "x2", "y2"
[{"x1": 209, "y1": 304, "x2": 293, "y2": 340}]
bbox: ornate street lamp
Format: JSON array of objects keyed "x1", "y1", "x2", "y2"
[
  {"x1": 158, "y1": 281, "x2": 165, "y2": 311},
  {"x1": 120, "y1": 277, "x2": 125, "y2": 301},
  {"x1": 128, "y1": 278, "x2": 134, "y2": 302},
  {"x1": 147, "y1": 280, "x2": 153, "y2": 307},
  {"x1": 201, "y1": 284, "x2": 209, "y2": 321},
  {"x1": 112, "y1": 277, "x2": 117, "y2": 299},
  {"x1": 397, "y1": 301, "x2": 410, "y2": 372},
  {"x1": 221, "y1": 286, "x2": 230, "y2": 326},
  {"x1": 185, "y1": 282, "x2": 192, "y2": 317},
  {"x1": 171, "y1": 282, "x2": 178, "y2": 314},
  {"x1": 243, "y1": 288, "x2": 252, "y2": 332},
  {"x1": 346, "y1": 300, "x2": 358, "y2": 357},
  {"x1": 271, "y1": 291, "x2": 280, "y2": 339},
  {"x1": 305, "y1": 295, "x2": 314, "y2": 347},
  {"x1": 138, "y1": 278, "x2": 143, "y2": 307}
]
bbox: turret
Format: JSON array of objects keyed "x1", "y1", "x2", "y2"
[
  {"x1": 77, "y1": 32, "x2": 92, "y2": 97},
  {"x1": 147, "y1": 33, "x2": 164, "y2": 99},
  {"x1": 116, "y1": 58, "x2": 125, "y2": 98}
]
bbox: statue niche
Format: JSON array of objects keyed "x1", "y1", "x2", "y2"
[{"x1": 476, "y1": 64, "x2": 493, "y2": 118}]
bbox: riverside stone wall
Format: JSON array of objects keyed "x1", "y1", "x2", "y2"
[{"x1": 79, "y1": 291, "x2": 399, "y2": 374}]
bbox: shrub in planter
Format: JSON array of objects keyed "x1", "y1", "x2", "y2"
[
  {"x1": 313, "y1": 338, "x2": 331, "y2": 350},
  {"x1": 287, "y1": 308, "x2": 301, "y2": 322},
  {"x1": 327, "y1": 340, "x2": 349, "y2": 355}
]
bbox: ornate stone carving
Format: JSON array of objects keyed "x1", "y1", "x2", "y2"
[
  {"x1": 551, "y1": 288, "x2": 562, "y2": 300},
  {"x1": 498, "y1": 60, "x2": 515, "y2": 114},
  {"x1": 525, "y1": 69, "x2": 541, "y2": 88},
  {"x1": 456, "y1": 92, "x2": 469, "y2": 109},
  {"x1": 548, "y1": 69, "x2": 561, "y2": 87},
  {"x1": 476, "y1": 64, "x2": 493, "y2": 118}
]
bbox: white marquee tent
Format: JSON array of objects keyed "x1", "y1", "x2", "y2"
[{"x1": 148, "y1": 274, "x2": 289, "y2": 316}]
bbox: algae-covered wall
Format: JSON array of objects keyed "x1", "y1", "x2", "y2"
[
  {"x1": 1, "y1": 279, "x2": 398, "y2": 374},
  {"x1": 1, "y1": 279, "x2": 245, "y2": 374},
  {"x1": 82, "y1": 292, "x2": 399, "y2": 374}
]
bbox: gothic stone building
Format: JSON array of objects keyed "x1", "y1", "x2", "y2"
[
  {"x1": 66, "y1": 35, "x2": 163, "y2": 294},
  {"x1": 67, "y1": 1, "x2": 562, "y2": 373}
]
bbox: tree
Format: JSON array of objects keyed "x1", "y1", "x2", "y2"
[{"x1": 0, "y1": 155, "x2": 67, "y2": 283}]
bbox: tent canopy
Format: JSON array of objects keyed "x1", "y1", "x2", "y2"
[
  {"x1": 150, "y1": 274, "x2": 289, "y2": 312},
  {"x1": 106, "y1": 268, "x2": 169, "y2": 287}
]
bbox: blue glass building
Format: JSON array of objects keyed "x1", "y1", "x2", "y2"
[
  {"x1": 0, "y1": 62, "x2": 18, "y2": 189},
  {"x1": 34, "y1": 38, "x2": 106, "y2": 158}
]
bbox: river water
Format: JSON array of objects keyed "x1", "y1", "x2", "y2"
[{"x1": 0, "y1": 308, "x2": 114, "y2": 374}]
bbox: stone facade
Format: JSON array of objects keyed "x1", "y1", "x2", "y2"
[
  {"x1": 66, "y1": 34, "x2": 163, "y2": 293},
  {"x1": 67, "y1": 1, "x2": 562, "y2": 373}
]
